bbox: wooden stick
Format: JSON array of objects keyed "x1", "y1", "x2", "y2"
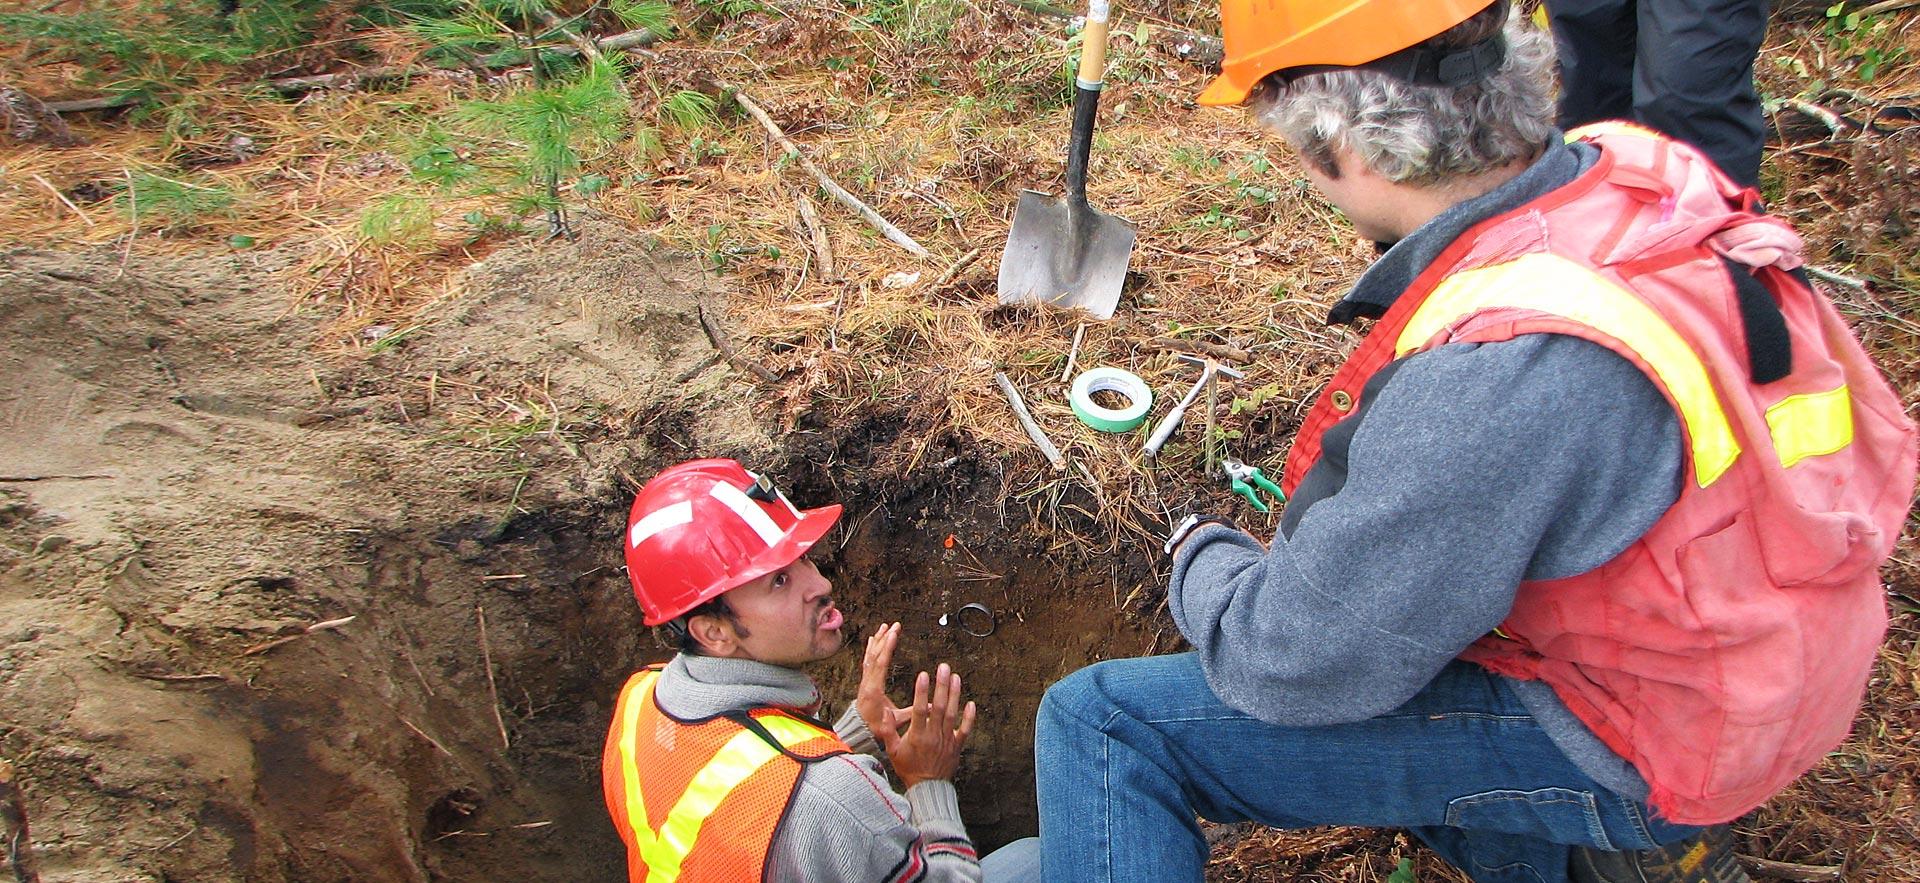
[
  {"x1": 1859, "y1": 0, "x2": 1920, "y2": 14},
  {"x1": 0, "y1": 760, "x2": 43, "y2": 883},
  {"x1": 934, "y1": 248, "x2": 983, "y2": 290},
  {"x1": 1778, "y1": 98, "x2": 1855, "y2": 136},
  {"x1": 476, "y1": 606, "x2": 511, "y2": 751},
  {"x1": 696, "y1": 303, "x2": 779, "y2": 382},
  {"x1": 1738, "y1": 855, "x2": 1844, "y2": 882},
  {"x1": 994, "y1": 372, "x2": 1065, "y2": 469},
  {"x1": 1805, "y1": 265, "x2": 1869, "y2": 291},
  {"x1": 725, "y1": 86, "x2": 930, "y2": 257},
  {"x1": 1061, "y1": 322, "x2": 1087, "y2": 382},
  {"x1": 793, "y1": 190, "x2": 836, "y2": 281}
]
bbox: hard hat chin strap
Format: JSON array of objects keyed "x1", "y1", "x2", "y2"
[{"x1": 1276, "y1": 32, "x2": 1506, "y2": 89}]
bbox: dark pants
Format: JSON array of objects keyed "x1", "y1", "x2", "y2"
[{"x1": 1545, "y1": 0, "x2": 1770, "y2": 187}]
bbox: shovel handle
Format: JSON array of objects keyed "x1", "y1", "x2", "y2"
[
  {"x1": 1076, "y1": 0, "x2": 1112, "y2": 88},
  {"x1": 1065, "y1": 0, "x2": 1114, "y2": 205}
]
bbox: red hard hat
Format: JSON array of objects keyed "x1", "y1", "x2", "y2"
[{"x1": 623, "y1": 459, "x2": 842, "y2": 626}]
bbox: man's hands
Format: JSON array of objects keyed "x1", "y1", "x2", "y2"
[{"x1": 856, "y1": 621, "x2": 978, "y2": 790}]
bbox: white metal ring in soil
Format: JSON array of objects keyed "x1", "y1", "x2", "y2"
[{"x1": 1069, "y1": 367, "x2": 1153, "y2": 432}]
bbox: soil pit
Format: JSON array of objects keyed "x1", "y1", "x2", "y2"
[{"x1": 0, "y1": 232, "x2": 1158, "y2": 882}]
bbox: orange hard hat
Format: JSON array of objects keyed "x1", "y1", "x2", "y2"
[
  {"x1": 624, "y1": 459, "x2": 841, "y2": 626},
  {"x1": 1199, "y1": 0, "x2": 1502, "y2": 107}
]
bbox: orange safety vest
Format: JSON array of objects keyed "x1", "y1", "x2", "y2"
[
  {"x1": 601, "y1": 666, "x2": 851, "y2": 882},
  {"x1": 1281, "y1": 123, "x2": 1917, "y2": 824}
]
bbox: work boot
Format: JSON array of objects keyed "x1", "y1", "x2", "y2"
[{"x1": 1569, "y1": 824, "x2": 1752, "y2": 883}]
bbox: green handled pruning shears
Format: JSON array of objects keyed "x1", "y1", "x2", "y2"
[{"x1": 1223, "y1": 458, "x2": 1286, "y2": 513}]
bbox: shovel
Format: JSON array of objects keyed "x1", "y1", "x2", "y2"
[{"x1": 997, "y1": 0, "x2": 1137, "y2": 320}]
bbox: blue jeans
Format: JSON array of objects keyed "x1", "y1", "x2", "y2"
[
  {"x1": 1034, "y1": 654, "x2": 1701, "y2": 883},
  {"x1": 982, "y1": 836, "x2": 1043, "y2": 882}
]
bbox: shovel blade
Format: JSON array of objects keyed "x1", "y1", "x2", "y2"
[{"x1": 997, "y1": 189, "x2": 1137, "y2": 320}]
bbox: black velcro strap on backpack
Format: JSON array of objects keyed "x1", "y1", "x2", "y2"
[{"x1": 1721, "y1": 256, "x2": 1792, "y2": 384}]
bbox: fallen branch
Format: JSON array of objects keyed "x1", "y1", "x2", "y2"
[
  {"x1": 1060, "y1": 322, "x2": 1087, "y2": 382},
  {"x1": 1777, "y1": 98, "x2": 1855, "y2": 136},
  {"x1": 42, "y1": 29, "x2": 661, "y2": 114},
  {"x1": 793, "y1": 190, "x2": 836, "y2": 281},
  {"x1": 724, "y1": 85, "x2": 930, "y2": 258},
  {"x1": 697, "y1": 303, "x2": 779, "y2": 382},
  {"x1": 476, "y1": 606, "x2": 510, "y2": 751},
  {"x1": 1148, "y1": 335, "x2": 1252, "y2": 365},
  {"x1": 1738, "y1": 855, "x2": 1844, "y2": 882},
  {"x1": 0, "y1": 759, "x2": 43, "y2": 883},
  {"x1": 1859, "y1": 0, "x2": 1920, "y2": 14},
  {"x1": 1804, "y1": 265, "x2": 1869, "y2": 291},
  {"x1": 933, "y1": 248, "x2": 983, "y2": 291},
  {"x1": 994, "y1": 372, "x2": 1065, "y2": 470}
]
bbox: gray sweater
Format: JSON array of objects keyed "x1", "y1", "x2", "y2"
[
  {"x1": 1169, "y1": 136, "x2": 1678, "y2": 799},
  {"x1": 651, "y1": 653, "x2": 983, "y2": 882}
]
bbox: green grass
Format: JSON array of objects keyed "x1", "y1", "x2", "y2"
[
  {"x1": 360, "y1": 194, "x2": 436, "y2": 245},
  {"x1": 116, "y1": 171, "x2": 236, "y2": 230}
]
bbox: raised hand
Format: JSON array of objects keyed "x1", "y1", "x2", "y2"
[
  {"x1": 856, "y1": 622, "x2": 910, "y2": 743},
  {"x1": 882, "y1": 661, "x2": 978, "y2": 790}
]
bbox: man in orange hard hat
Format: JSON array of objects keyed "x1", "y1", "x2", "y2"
[
  {"x1": 606, "y1": 459, "x2": 1040, "y2": 882},
  {"x1": 1035, "y1": 2, "x2": 1913, "y2": 882}
]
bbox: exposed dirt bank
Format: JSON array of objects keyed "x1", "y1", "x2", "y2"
[{"x1": 0, "y1": 226, "x2": 1152, "y2": 881}]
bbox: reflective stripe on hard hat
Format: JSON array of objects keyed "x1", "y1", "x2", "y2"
[
  {"x1": 624, "y1": 458, "x2": 842, "y2": 626},
  {"x1": 611, "y1": 671, "x2": 834, "y2": 882},
  {"x1": 708, "y1": 481, "x2": 785, "y2": 548},
  {"x1": 630, "y1": 501, "x2": 694, "y2": 549}
]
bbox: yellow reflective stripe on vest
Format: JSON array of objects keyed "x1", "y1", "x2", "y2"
[
  {"x1": 1767, "y1": 385, "x2": 1854, "y2": 469},
  {"x1": 1397, "y1": 252, "x2": 1741, "y2": 487},
  {"x1": 616, "y1": 677, "x2": 826, "y2": 883}
]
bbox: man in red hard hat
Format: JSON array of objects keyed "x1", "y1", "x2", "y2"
[
  {"x1": 1036, "y1": 2, "x2": 1914, "y2": 882},
  {"x1": 604, "y1": 458, "x2": 1039, "y2": 882}
]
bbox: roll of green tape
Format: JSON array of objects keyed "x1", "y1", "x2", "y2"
[{"x1": 1070, "y1": 367, "x2": 1154, "y2": 432}]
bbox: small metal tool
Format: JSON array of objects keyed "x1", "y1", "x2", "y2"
[{"x1": 1143, "y1": 355, "x2": 1245, "y2": 459}]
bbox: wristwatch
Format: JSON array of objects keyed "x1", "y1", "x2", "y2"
[{"x1": 1164, "y1": 513, "x2": 1237, "y2": 556}]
